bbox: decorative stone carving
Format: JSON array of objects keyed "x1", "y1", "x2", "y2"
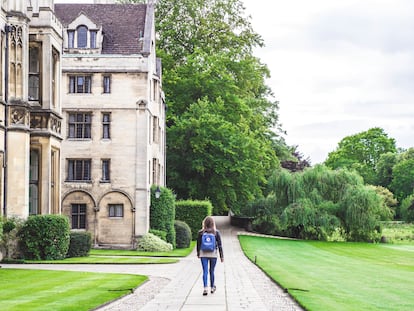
[
  {"x1": 10, "y1": 107, "x2": 28, "y2": 125},
  {"x1": 50, "y1": 116, "x2": 62, "y2": 134},
  {"x1": 30, "y1": 114, "x2": 47, "y2": 129}
]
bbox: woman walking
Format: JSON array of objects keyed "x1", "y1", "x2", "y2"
[{"x1": 197, "y1": 216, "x2": 224, "y2": 296}]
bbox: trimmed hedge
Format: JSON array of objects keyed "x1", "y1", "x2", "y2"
[
  {"x1": 67, "y1": 232, "x2": 92, "y2": 258},
  {"x1": 18, "y1": 215, "x2": 70, "y2": 260},
  {"x1": 150, "y1": 186, "x2": 176, "y2": 248},
  {"x1": 175, "y1": 200, "x2": 213, "y2": 240},
  {"x1": 174, "y1": 220, "x2": 191, "y2": 248}
]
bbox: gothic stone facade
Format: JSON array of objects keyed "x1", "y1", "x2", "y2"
[{"x1": 0, "y1": 1, "x2": 165, "y2": 249}]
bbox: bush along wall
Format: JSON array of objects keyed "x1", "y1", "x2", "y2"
[
  {"x1": 174, "y1": 220, "x2": 192, "y2": 248},
  {"x1": 67, "y1": 232, "x2": 92, "y2": 258},
  {"x1": 150, "y1": 186, "x2": 176, "y2": 248},
  {"x1": 18, "y1": 215, "x2": 70, "y2": 260},
  {"x1": 175, "y1": 200, "x2": 213, "y2": 240}
]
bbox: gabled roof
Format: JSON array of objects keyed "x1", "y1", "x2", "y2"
[{"x1": 54, "y1": 4, "x2": 147, "y2": 55}]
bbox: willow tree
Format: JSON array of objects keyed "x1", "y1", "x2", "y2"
[{"x1": 250, "y1": 165, "x2": 387, "y2": 241}]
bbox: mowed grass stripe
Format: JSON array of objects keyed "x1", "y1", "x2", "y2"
[
  {"x1": 239, "y1": 235, "x2": 414, "y2": 311},
  {"x1": 0, "y1": 269, "x2": 147, "y2": 311}
]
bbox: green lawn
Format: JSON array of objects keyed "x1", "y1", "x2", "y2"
[
  {"x1": 0, "y1": 269, "x2": 147, "y2": 311},
  {"x1": 19, "y1": 241, "x2": 196, "y2": 264},
  {"x1": 24, "y1": 255, "x2": 178, "y2": 264},
  {"x1": 90, "y1": 241, "x2": 196, "y2": 257},
  {"x1": 239, "y1": 235, "x2": 414, "y2": 311}
]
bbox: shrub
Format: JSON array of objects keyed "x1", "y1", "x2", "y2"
[
  {"x1": 137, "y1": 233, "x2": 173, "y2": 252},
  {"x1": 150, "y1": 186, "x2": 176, "y2": 248},
  {"x1": 18, "y1": 215, "x2": 70, "y2": 260},
  {"x1": 174, "y1": 220, "x2": 191, "y2": 248},
  {"x1": 67, "y1": 232, "x2": 92, "y2": 258},
  {"x1": 1, "y1": 217, "x2": 24, "y2": 259},
  {"x1": 252, "y1": 215, "x2": 282, "y2": 236},
  {"x1": 175, "y1": 200, "x2": 213, "y2": 240},
  {"x1": 149, "y1": 229, "x2": 167, "y2": 241},
  {"x1": 400, "y1": 195, "x2": 414, "y2": 222},
  {"x1": 0, "y1": 217, "x2": 3, "y2": 241}
]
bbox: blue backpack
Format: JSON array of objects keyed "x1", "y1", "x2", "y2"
[{"x1": 201, "y1": 232, "x2": 216, "y2": 252}]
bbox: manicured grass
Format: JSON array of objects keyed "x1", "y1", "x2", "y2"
[
  {"x1": 0, "y1": 268, "x2": 147, "y2": 311},
  {"x1": 239, "y1": 235, "x2": 414, "y2": 311},
  {"x1": 90, "y1": 241, "x2": 196, "y2": 257},
  {"x1": 24, "y1": 255, "x2": 178, "y2": 264}
]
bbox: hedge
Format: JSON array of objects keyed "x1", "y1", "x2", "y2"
[
  {"x1": 150, "y1": 186, "x2": 176, "y2": 248},
  {"x1": 18, "y1": 215, "x2": 70, "y2": 260},
  {"x1": 175, "y1": 200, "x2": 213, "y2": 240}
]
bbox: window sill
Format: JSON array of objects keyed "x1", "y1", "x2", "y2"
[{"x1": 65, "y1": 180, "x2": 92, "y2": 183}]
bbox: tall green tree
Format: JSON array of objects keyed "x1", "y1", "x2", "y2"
[
  {"x1": 375, "y1": 152, "x2": 398, "y2": 188},
  {"x1": 158, "y1": 0, "x2": 287, "y2": 212},
  {"x1": 122, "y1": 0, "x2": 289, "y2": 213},
  {"x1": 168, "y1": 97, "x2": 278, "y2": 214},
  {"x1": 325, "y1": 127, "x2": 397, "y2": 184},
  {"x1": 389, "y1": 158, "x2": 414, "y2": 203}
]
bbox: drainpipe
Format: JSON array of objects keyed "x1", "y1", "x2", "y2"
[{"x1": 3, "y1": 24, "x2": 12, "y2": 217}]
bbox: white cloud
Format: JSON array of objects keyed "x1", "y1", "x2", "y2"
[{"x1": 243, "y1": 0, "x2": 414, "y2": 164}]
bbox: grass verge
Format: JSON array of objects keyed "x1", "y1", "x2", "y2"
[
  {"x1": 23, "y1": 256, "x2": 178, "y2": 264},
  {"x1": 239, "y1": 235, "x2": 414, "y2": 311},
  {"x1": 0, "y1": 268, "x2": 147, "y2": 311},
  {"x1": 90, "y1": 241, "x2": 196, "y2": 257}
]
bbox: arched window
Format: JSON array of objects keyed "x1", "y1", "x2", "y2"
[{"x1": 77, "y1": 25, "x2": 88, "y2": 48}]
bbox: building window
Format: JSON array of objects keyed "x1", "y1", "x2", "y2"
[
  {"x1": 68, "y1": 112, "x2": 91, "y2": 138},
  {"x1": 90, "y1": 30, "x2": 97, "y2": 48},
  {"x1": 152, "y1": 158, "x2": 160, "y2": 185},
  {"x1": 109, "y1": 204, "x2": 124, "y2": 217},
  {"x1": 72, "y1": 204, "x2": 86, "y2": 229},
  {"x1": 52, "y1": 48, "x2": 59, "y2": 108},
  {"x1": 69, "y1": 75, "x2": 91, "y2": 94},
  {"x1": 29, "y1": 150, "x2": 40, "y2": 215},
  {"x1": 67, "y1": 159, "x2": 91, "y2": 181},
  {"x1": 29, "y1": 45, "x2": 41, "y2": 101},
  {"x1": 153, "y1": 116, "x2": 159, "y2": 143},
  {"x1": 103, "y1": 75, "x2": 111, "y2": 93},
  {"x1": 68, "y1": 30, "x2": 75, "y2": 48},
  {"x1": 102, "y1": 113, "x2": 110, "y2": 139},
  {"x1": 77, "y1": 25, "x2": 88, "y2": 48},
  {"x1": 101, "y1": 159, "x2": 110, "y2": 182}
]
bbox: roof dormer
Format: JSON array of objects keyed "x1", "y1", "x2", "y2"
[{"x1": 63, "y1": 13, "x2": 103, "y2": 54}]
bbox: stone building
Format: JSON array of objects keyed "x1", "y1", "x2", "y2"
[
  {"x1": 0, "y1": 0, "x2": 63, "y2": 220},
  {"x1": 0, "y1": 0, "x2": 165, "y2": 249}
]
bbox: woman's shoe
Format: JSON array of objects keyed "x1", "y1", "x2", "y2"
[
  {"x1": 203, "y1": 288, "x2": 208, "y2": 296},
  {"x1": 211, "y1": 286, "x2": 216, "y2": 294}
]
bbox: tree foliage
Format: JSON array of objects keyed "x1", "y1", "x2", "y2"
[
  {"x1": 389, "y1": 158, "x2": 414, "y2": 203},
  {"x1": 148, "y1": 0, "x2": 288, "y2": 213},
  {"x1": 245, "y1": 165, "x2": 387, "y2": 242},
  {"x1": 281, "y1": 145, "x2": 311, "y2": 172},
  {"x1": 168, "y1": 97, "x2": 278, "y2": 214},
  {"x1": 325, "y1": 127, "x2": 397, "y2": 184}
]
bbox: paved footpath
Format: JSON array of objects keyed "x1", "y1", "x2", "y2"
[{"x1": 2, "y1": 216, "x2": 303, "y2": 310}]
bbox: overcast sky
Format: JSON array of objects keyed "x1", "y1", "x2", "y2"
[
  {"x1": 56, "y1": 0, "x2": 414, "y2": 164},
  {"x1": 242, "y1": 0, "x2": 414, "y2": 163}
]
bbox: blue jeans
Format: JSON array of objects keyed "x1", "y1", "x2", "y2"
[{"x1": 201, "y1": 257, "x2": 217, "y2": 288}]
